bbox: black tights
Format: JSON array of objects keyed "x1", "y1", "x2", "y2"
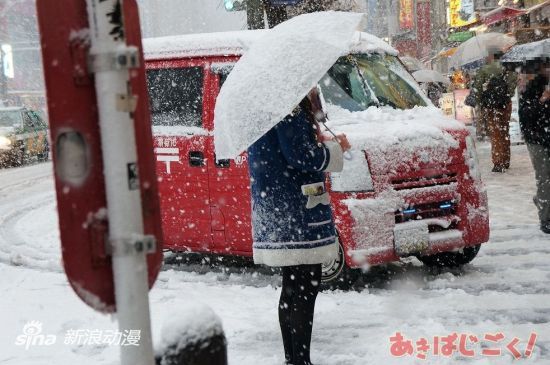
[{"x1": 279, "y1": 264, "x2": 322, "y2": 365}]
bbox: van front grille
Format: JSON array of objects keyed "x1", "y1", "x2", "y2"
[
  {"x1": 395, "y1": 200, "x2": 456, "y2": 224},
  {"x1": 391, "y1": 173, "x2": 458, "y2": 191}
]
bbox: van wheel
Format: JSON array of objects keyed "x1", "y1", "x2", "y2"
[
  {"x1": 13, "y1": 145, "x2": 26, "y2": 167},
  {"x1": 321, "y1": 241, "x2": 359, "y2": 290},
  {"x1": 38, "y1": 141, "x2": 49, "y2": 162},
  {"x1": 417, "y1": 245, "x2": 481, "y2": 268}
]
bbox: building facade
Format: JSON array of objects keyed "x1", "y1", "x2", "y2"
[
  {"x1": 0, "y1": 0, "x2": 44, "y2": 110},
  {"x1": 363, "y1": 0, "x2": 434, "y2": 62}
]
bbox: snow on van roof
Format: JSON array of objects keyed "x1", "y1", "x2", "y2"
[
  {"x1": 143, "y1": 29, "x2": 397, "y2": 60},
  {"x1": 0, "y1": 106, "x2": 25, "y2": 112},
  {"x1": 143, "y1": 30, "x2": 265, "y2": 60}
]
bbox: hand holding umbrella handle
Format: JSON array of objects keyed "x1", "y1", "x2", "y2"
[
  {"x1": 318, "y1": 122, "x2": 353, "y2": 161},
  {"x1": 333, "y1": 133, "x2": 353, "y2": 160}
]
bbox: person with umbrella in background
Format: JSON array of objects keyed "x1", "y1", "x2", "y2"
[
  {"x1": 518, "y1": 59, "x2": 550, "y2": 234},
  {"x1": 472, "y1": 48, "x2": 518, "y2": 172},
  {"x1": 503, "y1": 39, "x2": 550, "y2": 233}
]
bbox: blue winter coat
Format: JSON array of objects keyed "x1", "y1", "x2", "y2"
[{"x1": 247, "y1": 107, "x2": 344, "y2": 267}]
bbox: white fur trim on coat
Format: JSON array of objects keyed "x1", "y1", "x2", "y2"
[
  {"x1": 323, "y1": 141, "x2": 344, "y2": 172},
  {"x1": 253, "y1": 241, "x2": 338, "y2": 267}
]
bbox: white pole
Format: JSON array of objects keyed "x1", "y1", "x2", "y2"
[{"x1": 85, "y1": 1, "x2": 154, "y2": 364}]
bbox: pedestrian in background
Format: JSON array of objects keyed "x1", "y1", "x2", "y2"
[
  {"x1": 464, "y1": 70, "x2": 487, "y2": 141},
  {"x1": 518, "y1": 60, "x2": 550, "y2": 234},
  {"x1": 247, "y1": 88, "x2": 350, "y2": 365},
  {"x1": 472, "y1": 49, "x2": 518, "y2": 172}
]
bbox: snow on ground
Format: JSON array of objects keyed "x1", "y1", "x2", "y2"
[{"x1": 0, "y1": 142, "x2": 549, "y2": 365}]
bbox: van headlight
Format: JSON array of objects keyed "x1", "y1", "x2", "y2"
[
  {"x1": 0, "y1": 136, "x2": 12, "y2": 150},
  {"x1": 465, "y1": 135, "x2": 481, "y2": 181},
  {"x1": 331, "y1": 150, "x2": 375, "y2": 192}
]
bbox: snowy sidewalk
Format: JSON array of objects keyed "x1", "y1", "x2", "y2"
[{"x1": 0, "y1": 143, "x2": 548, "y2": 365}]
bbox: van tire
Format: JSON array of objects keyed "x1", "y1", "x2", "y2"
[
  {"x1": 13, "y1": 145, "x2": 26, "y2": 167},
  {"x1": 38, "y1": 141, "x2": 49, "y2": 162},
  {"x1": 417, "y1": 244, "x2": 481, "y2": 268},
  {"x1": 321, "y1": 241, "x2": 360, "y2": 290}
]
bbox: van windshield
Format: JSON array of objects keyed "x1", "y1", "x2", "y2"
[{"x1": 320, "y1": 54, "x2": 427, "y2": 111}]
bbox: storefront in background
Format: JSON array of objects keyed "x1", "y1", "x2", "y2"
[{"x1": 440, "y1": 90, "x2": 475, "y2": 125}]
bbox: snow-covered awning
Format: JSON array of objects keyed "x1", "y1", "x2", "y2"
[
  {"x1": 527, "y1": 0, "x2": 550, "y2": 14},
  {"x1": 481, "y1": 6, "x2": 527, "y2": 26}
]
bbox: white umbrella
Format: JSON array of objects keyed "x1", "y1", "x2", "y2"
[
  {"x1": 412, "y1": 69, "x2": 450, "y2": 85},
  {"x1": 400, "y1": 56, "x2": 425, "y2": 72},
  {"x1": 214, "y1": 11, "x2": 365, "y2": 159},
  {"x1": 449, "y1": 32, "x2": 516, "y2": 69}
]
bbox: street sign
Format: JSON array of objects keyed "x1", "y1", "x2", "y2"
[
  {"x1": 36, "y1": 0, "x2": 163, "y2": 314},
  {"x1": 448, "y1": 31, "x2": 475, "y2": 43}
]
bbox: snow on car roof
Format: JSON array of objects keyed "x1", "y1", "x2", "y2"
[
  {"x1": 143, "y1": 29, "x2": 398, "y2": 61},
  {"x1": 0, "y1": 107, "x2": 25, "y2": 112}
]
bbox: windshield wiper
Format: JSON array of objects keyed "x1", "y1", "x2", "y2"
[{"x1": 349, "y1": 56, "x2": 380, "y2": 108}]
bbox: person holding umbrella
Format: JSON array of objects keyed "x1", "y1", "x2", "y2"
[
  {"x1": 213, "y1": 12, "x2": 365, "y2": 365},
  {"x1": 518, "y1": 60, "x2": 550, "y2": 234},
  {"x1": 248, "y1": 88, "x2": 350, "y2": 365},
  {"x1": 502, "y1": 39, "x2": 550, "y2": 232},
  {"x1": 451, "y1": 33, "x2": 517, "y2": 170},
  {"x1": 472, "y1": 48, "x2": 518, "y2": 172}
]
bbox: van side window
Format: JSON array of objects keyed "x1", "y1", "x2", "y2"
[
  {"x1": 147, "y1": 67, "x2": 203, "y2": 127},
  {"x1": 219, "y1": 73, "x2": 229, "y2": 87}
]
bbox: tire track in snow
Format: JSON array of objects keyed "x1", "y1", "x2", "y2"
[
  {"x1": 0, "y1": 163, "x2": 53, "y2": 196},
  {"x1": 0, "y1": 173, "x2": 51, "y2": 198},
  {"x1": 0, "y1": 163, "x2": 61, "y2": 272},
  {"x1": 0, "y1": 193, "x2": 61, "y2": 271}
]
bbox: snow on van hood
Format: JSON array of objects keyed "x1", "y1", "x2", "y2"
[{"x1": 325, "y1": 104, "x2": 464, "y2": 174}]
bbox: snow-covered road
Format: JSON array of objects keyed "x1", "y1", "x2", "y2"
[{"x1": 0, "y1": 143, "x2": 548, "y2": 365}]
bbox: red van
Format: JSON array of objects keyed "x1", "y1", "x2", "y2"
[{"x1": 143, "y1": 31, "x2": 490, "y2": 285}]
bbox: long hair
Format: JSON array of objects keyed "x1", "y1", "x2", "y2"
[{"x1": 300, "y1": 92, "x2": 324, "y2": 140}]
